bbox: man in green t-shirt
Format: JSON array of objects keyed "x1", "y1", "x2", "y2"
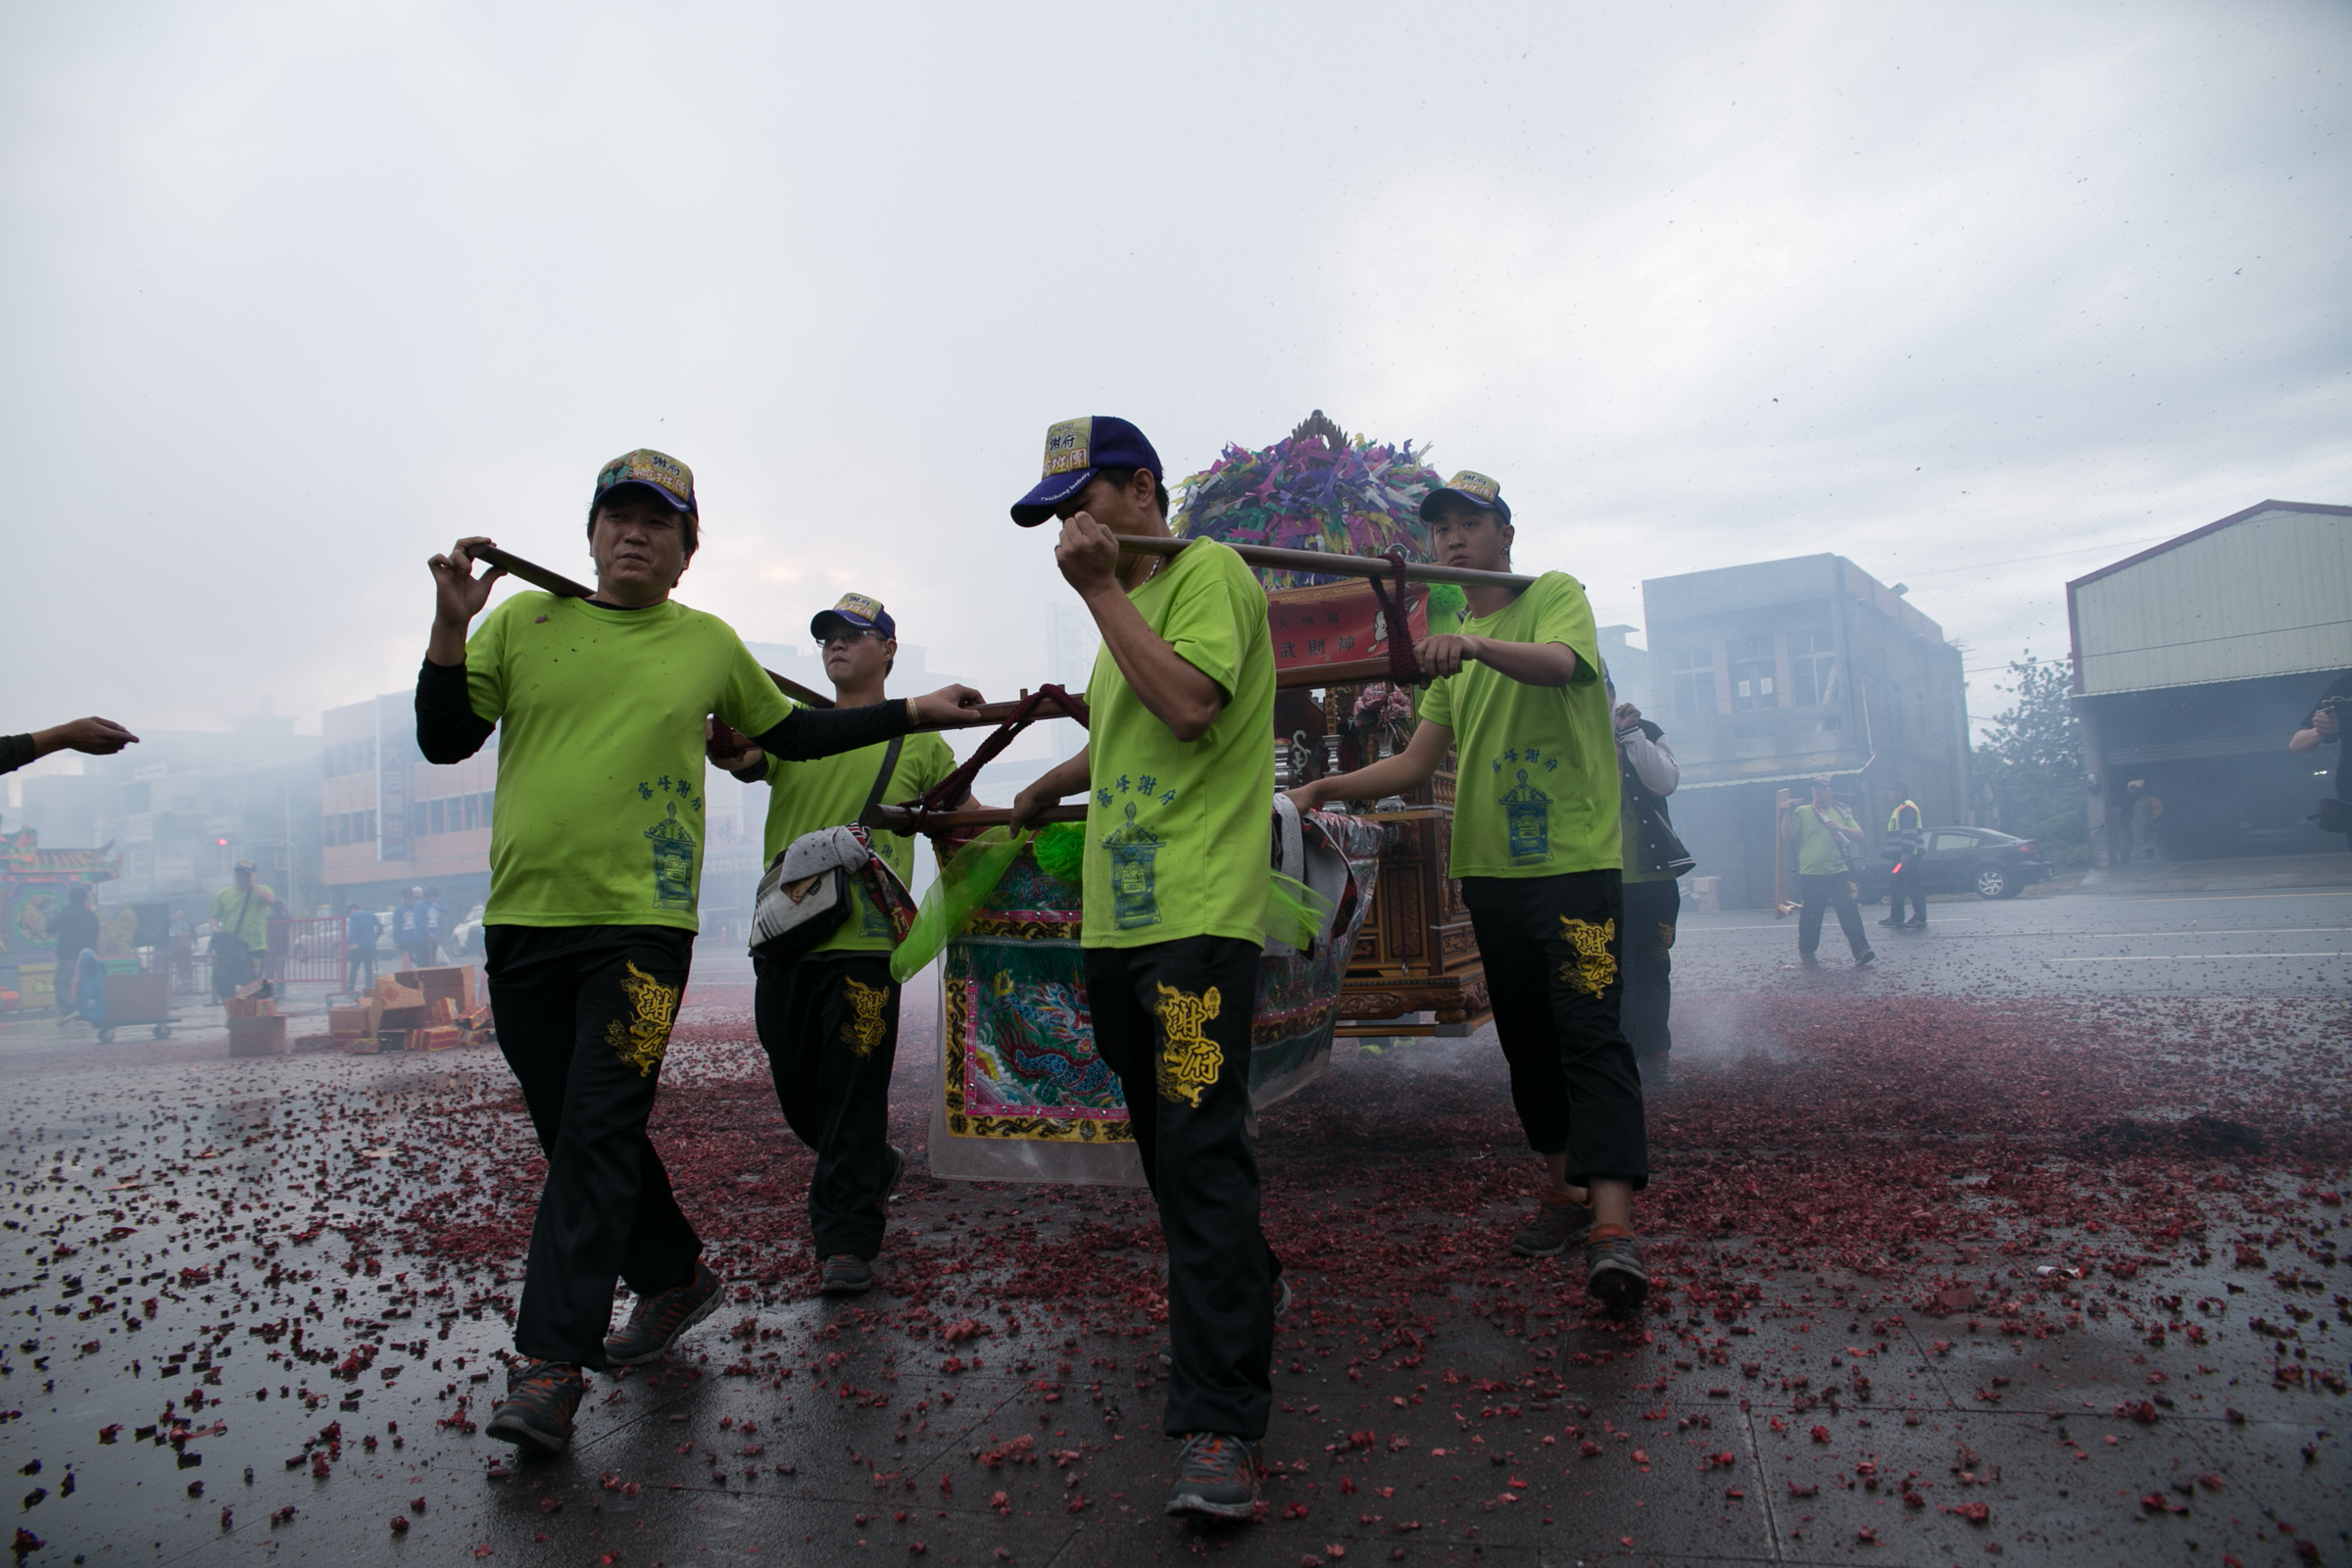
[
  {"x1": 1287, "y1": 470, "x2": 1650, "y2": 1313},
  {"x1": 1780, "y1": 776, "x2": 1875, "y2": 968},
  {"x1": 707, "y1": 593, "x2": 971, "y2": 1298},
  {"x1": 1006, "y1": 416, "x2": 1281, "y2": 1523},
  {"x1": 206, "y1": 859, "x2": 279, "y2": 999},
  {"x1": 415, "y1": 449, "x2": 983, "y2": 1454}
]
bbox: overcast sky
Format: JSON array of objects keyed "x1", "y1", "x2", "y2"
[{"x1": 5, "y1": 0, "x2": 2346, "y2": 762}]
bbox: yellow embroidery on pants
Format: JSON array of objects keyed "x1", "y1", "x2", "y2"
[
  {"x1": 1655, "y1": 920, "x2": 1678, "y2": 958},
  {"x1": 1556, "y1": 916, "x2": 1618, "y2": 998},
  {"x1": 1152, "y1": 982, "x2": 1223, "y2": 1108},
  {"x1": 841, "y1": 976, "x2": 890, "y2": 1058},
  {"x1": 605, "y1": 960, "x2": 680, "y2": 1077}
]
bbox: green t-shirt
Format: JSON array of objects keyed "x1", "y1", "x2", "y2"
[
  {"x1": 1792, "y1": 803, "x2": 1861, "y2": 877},
  {"x1": 465, "y1": 591, "x2": 794, "y2": 931},
  {"x1": 1081, "y1": 539, "x2": 1276, "y2": 950},
  {"x1": 1415, "y1": 571, "x2": 1618, "y2": 879},
  {"x1": 761, "y1": 726, "x2": 956, "y2": 953},
  {"x1": 208, "y1": 883, "x2": 275, "y2": 949}
]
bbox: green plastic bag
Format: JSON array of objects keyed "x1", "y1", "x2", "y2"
[{"x1": 890, "y1": 827, "x2": 1032, "y2": 984}]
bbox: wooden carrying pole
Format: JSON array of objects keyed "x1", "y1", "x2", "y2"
[
  {"x1": 863, "y1": 802, "x2": 1087, "y2": 834},
  {"x1": 1114, "y1": 533, "x2": 1533, "y2": 591}
]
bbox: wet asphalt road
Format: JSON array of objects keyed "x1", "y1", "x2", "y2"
[{"x1": 0, "y1": 868, "x2": 2343, "y2": 1568}]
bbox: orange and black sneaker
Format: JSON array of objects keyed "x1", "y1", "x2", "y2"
[
  {"x1": 603, "y1": 1259, "x2": 720, "y2": 1366},
  {"x1": 1165, "y1": 1431, "x2": 1263, "y2": 1520},
  {"x1": 484, "y1": 1359, "x2": 584, "y2": 1452},
  {"x1": 1585, "y1": 1225, "x2": 1649, "y2": 1314}
]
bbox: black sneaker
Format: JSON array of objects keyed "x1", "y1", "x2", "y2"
[
  {"x1": 1856, "y1": 949, "x2": 1878, "y2": 967},
  {"x1": 819, "y1": 1254, "x2": 874, "y2": 1297},
  {"x1": 1902, "y1": 919, "x2": 1927, "y2": 930},
  {"x1": 1165, "y1": 1432, "x2": 1263, "y2": 1520},
  {"x1": 1636, "y1": 1052, "x2": 1674, "y2": 1089},
  {"x1": 484, "y1": 1360, "x2": 584, "y2": 1452},
  {"x1": 603, "y1": 1259, "x2": 720, "y2": 1366},
  {"x1": 1877, "y1": 916, "x2": 1903, "y2": 927},
  {"x1": 1586, "y1": 1229, "x2": 1649, "y2": 1315},
  {"x1": 1510, "y1": 1199, "x2": 1595, "y2": 1258}
]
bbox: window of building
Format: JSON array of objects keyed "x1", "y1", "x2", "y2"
[
  {"x1": 1729, "y1": 635, "x2": 1776, "y2": 711},
  {"x1": 464, "y1": 793, "x2": 480, "y2": 830},
  {"x1": 1670, "y1": 648, "x2": 1717, "y2": 720},
  {"x1": 428, "y1": 798, "x2": 446, "y2": 835},
  {"x1": 363, "y1": 809, "x2": 376, "y2": 842},
  {"x1": 1788, "y1": 628, "x2": 1838, "y2": 707}
]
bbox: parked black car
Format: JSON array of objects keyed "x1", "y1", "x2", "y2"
[{"x1": 1858, "y1": 826, "x2": 2052, "y2": 902}]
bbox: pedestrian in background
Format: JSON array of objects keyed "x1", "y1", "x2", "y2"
[
  {"x1": 1613, "y1": 696, "x2": 1690, "y2": 1088},
  {"x1": 1880, "y1": 780, "x2": 1927, "y2": 930},
  {"x1": 344, "y1": 903, "x2": 382, "y2": 995},
  {"x1": 207, "y1": 859, "x2": 279, "y2": 999},
  {"x1": 423, "y1": 885, "x2": 451, "y2": 964},
  {"x1": 49, "y1": 883, "x2": 101, "y2": 1015},
  {"x1": 1780, "y1": 776, "x2": 1875, "y2": 969},
  {"x1": 2127, "y1": 779, "x2": 2163, "y2": 862},
  {"x1": 393, "y1": 886, "x2": 433, "y2": 971}
]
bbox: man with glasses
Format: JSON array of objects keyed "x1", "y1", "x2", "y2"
[{"x1": 707, "y1": 594, "x2": 975, "y2": 1298}]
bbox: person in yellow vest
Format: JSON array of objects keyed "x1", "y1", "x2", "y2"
[
  {"x1": 1779, "y1": 776, "x2": 1875, "y2": 968},
  {"x1": 1289, "y1": 470, "x2": 1650, "y2": 1312},
  {"x1": 206, "y1": 859, "x2": 280, "y2": 999},
  {"x1": 1005, "y1": 416, "x2": 1281, "y2": 1523},
  {"x1": 1880, "y1": 780, "x2": 1927, "y2": 930},
  {"x1": 707, "y1": 593, "x2": 974, "y2": 1298}
]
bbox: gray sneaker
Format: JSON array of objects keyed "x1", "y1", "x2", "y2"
[
  {"x1": 1510, "y1": 1200, "x2": 1595, "y2": 1257},
  {"x1": 819, "y1": 1254, "x2": 874, "y2": 1297},
  {"x1": 1585, "y1": 1230, "x2": 1649, "y2": 1314},
  {"x1": 1165, "y1": 1432, "x2": 1263, "y2": 1520}
]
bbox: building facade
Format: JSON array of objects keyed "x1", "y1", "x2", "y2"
[
  {"x1": 1642, "y1": 555, "x2": 1971, "y2": 909},
  {"x1": 2068, "y1": 500, "x2": 2352, "y2": 864}
]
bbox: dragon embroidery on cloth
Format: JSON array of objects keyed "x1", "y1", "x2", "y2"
[
  {"x1": 841, "y1": 976, "x2": 890, "y2": 1058},
  {"x1": 1153, "y1": 982, "x2": 1223, "y2": 1108},
  {"x1": 606, "y1": 960, "x2": 680, "y2": 1077},
  {"x1": 1556, "y1": 916, "x2": 1618, "y2": 999}
]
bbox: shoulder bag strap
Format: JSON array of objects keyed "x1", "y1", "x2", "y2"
[{"x1": 862, "y1": 735, "x2": 906, "y2": 816}]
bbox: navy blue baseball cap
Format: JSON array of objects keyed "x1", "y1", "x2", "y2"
[
  {"x1": 1420, "y1": 468, "x2": 1513, "y2": 527},
  {"x1": 1009, "y1": 416, "x2": 1164, "y2": 526},
  {"x1": 811, "y1": 593, "x2": 897, "y2": 641}
]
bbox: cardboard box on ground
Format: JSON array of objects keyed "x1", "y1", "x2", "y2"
[{"x1": 322, "y1": 967, "x2": 493, "y2": 1054}]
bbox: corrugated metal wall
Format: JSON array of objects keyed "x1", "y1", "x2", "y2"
[{"x1": 2075, "y1": 508, "x2": 2351, "y2": 694}]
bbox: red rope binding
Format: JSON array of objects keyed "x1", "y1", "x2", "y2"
[
  {"x1": 904, "y1": 683, "x2": 1089, "y2": 830},
  {"x1": 1365, "y1": 550, "x2": 1426, "y2": 686}
]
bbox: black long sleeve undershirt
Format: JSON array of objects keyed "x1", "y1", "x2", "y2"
[
  {"x1": 1, "y1": 733, "x2": 35, "y2": 776},
  {"x1": 414, "y1": 659, "x2": 910, "y2": 767}
]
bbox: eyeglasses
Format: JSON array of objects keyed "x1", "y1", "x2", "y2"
[{"x1": 820, "y1": 628, "x2": 883, "y2": 650}]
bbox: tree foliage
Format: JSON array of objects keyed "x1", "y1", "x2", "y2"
[{"x1": 1973, "y1": 654, "x2": 2088, "y2": 863}]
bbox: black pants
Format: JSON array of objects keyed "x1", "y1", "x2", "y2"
[
  {"x1": 484, "y1": 924, "x2": 700, "y2": 1370},
  {"x1": 1797, "y1": 873, "x2": 1870, "y2": 958},
  {"x1": 345, "y1": 945, "x2": 377, "y2": 995},
  {"x1": 1084, "y1": 936, "x2": 1274, "y2": 1441},
  {"x1": 753, "y1": 951, "x2": 901, "y2": 1261},
  {"x1": 1619, "y1": 878, "x2": 1678, "y2": 1064},
  {"x1": 401, "y1": 939, "x2": 436, "y2": 971},
  {"x1": 1886, "y1": 862, "x2": 1927, "y2": 924},
  {"x1": 1462, "y1": 871, "x2": 1648, "y2": 1189}
]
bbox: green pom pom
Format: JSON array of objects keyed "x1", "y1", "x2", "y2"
[
  {"x1": 1033, "y1": 820, "x2": 1087, "y2": 884},
  {"x1": 1425, "y1": 582, "x2": 1467, "y2": 627}
]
